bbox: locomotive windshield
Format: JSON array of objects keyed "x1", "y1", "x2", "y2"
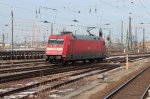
[{"x1": 48, "y1": 39, "x2": 64, "y2": 45}]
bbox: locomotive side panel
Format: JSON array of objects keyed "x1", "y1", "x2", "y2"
[
  {"x1": 67, "y1": 39, "x2": 106, "y2": 61},
  {"x1": 61, "y1": 35, "x2": 71, "y2": 62}
]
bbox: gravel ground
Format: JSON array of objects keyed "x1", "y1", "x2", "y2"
[{"x1": 57, "y1": 58, "x2": 150, "y2": 99}]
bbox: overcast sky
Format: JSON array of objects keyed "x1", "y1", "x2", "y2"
[{"x1": 0, "y1": 0, "x2": 150, "y2": 43}]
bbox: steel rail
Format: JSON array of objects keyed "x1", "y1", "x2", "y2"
[
  {"x1": 141, "y1": 84, "x2": 150, "y2": 99},
  {"x1": 20, "y1": 68, "x2": 110, "y2": 99},
  {"x1": 0, "y1": 65, "x2": 51, "y2": 74},
  {"x1": 0, "y1": 63, "x2": 119, "y2": 84},
  {"x1": 0, "y1": 59, "x2": 45, "y2": 65},
  {"x1": 104, "y1": 66, "x2": 150, "y2": 99},
  {"x1": 0, "y1": 67, "x2": 101, "y2": 97}
]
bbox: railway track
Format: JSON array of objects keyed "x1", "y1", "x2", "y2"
[
  {"x1": 104, "y1": 65, "x2": 150, "y2": 99},
  {"x1": 0, "y1": 54, "x2": 149, "y2": 98},
  {"x1": 0, "y1": 65, "x2": 52, "y2": 74},
  {"x1": 0, "y1": 59, "x2": 50, "y2": 74},
  {"x1": 0, "y1": 64, "x2": 119, "y2": 98},
  {"x1": 0, "y1": 62, "x2": 121, "y2": 83},
  {"x1": 0, "y1": 50, "x2": 44, "y2": 60},
  {"x1": 107, "y1": 54, "x2": 150, "y2": 63},
  {"x1": 141, "y1": 84, "x2": 150, "y2": 99},
  {"x1": 0, "y1": 56, "x2": 147, "y2": 98},
  {"x1": 0, "y1": 54, "x2": 148, "y2": 84},
  {"x1": 0, "y1": 59, "x2": 45, "y2": 65}
]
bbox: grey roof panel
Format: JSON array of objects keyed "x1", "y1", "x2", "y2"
[{"x1": 74, "y1": 35, "x2": 99, "y2": 40}]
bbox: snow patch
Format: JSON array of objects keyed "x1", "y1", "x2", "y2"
[
  {"x1": 58, "y1": 88, "x2": 74, "y2": 93},
  {"x1": 25, "y1": 81, "x2": 37, "y2": 86},
  {"x1": 49, "y1": 94, "x2": 60, "y2": 98},
  {"x1": 0, "y1": 88, "x2": 15, "y2": 93}
]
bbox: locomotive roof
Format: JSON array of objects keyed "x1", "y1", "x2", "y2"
[
  {"x1": 50, "y1": 31, "x2": 101, "y2": 40},
  {"x1": 73, "y1": 35, "x2": 99, "y2": 40}
]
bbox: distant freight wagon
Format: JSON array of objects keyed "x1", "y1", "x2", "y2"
[{"x1": 45, "y1": 31, "x2": 106, "y2": 64}]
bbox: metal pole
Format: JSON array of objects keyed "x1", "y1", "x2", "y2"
[
  {"x1": 126, "y1": 29, "x2": 129, "y2": 51},
  {"x1": 135, "y1": 27, "x2": 137, "y2": 49},
  {"x1": 109, "y1": 30, "x2": 111, "y2": 54},
  {"x1": 143, "y1": 28, "x2": 145, "y2": 51},
  {"x1": 2, "y1": 33, "x2": 4, "y2": 50},
  {"x1": 38, "y1": 28, "x2": 40, "y2": 48},
  {"x1": 32, "y1": 22, "x2": 35, "y2": 48},
  {"x1": 24, "y1": 37, "x2": 27, "y2": 50},
  {"x1": 129, "y1": 16, "x2": 132, "y2": 50},
  {"x1": 44, "y1": 33, "x2": 46, "y2": 43},
  {"x1": 51, "y1": 23, "x2": 53, "y2": 35},
  {"x1": 121, "y1": 20, "x2": 123, "y2": 49},
  {"x1": 126, "y1": 54, "x2": 129, "y2": 70},
  {"x1": 11, "y1": 10, "x2": 14, "y2": 59}
]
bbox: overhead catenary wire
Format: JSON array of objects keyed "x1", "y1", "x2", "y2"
[
  {"x1": 0, "y1": 1, "x2": 111, "y2": 23},
  {"x1": 138, "y1": 0, "x2": 150, "y2": 18},
  {"x1": 0, "y1": 0, "x2": 149, "y2": 23},
  {"x1": 0, "y1": 0, "x2": 150, "y2": 38},
  {"x1": 99, "y1": 0, "x2": 150, "y2": 22},
  {"x1": 0, "y1": 0, "x2": 116, "y2": 34}
]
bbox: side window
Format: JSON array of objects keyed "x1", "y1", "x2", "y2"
[
  {"x1": 48, "y1": 39, "x2": 56, "y2": 45},
  {"x1": 57, "y1": 39, "x2": 64, "y2": 44},
  {"x1": 48, "y1": 39, "x2": 64, "y2": 45}
]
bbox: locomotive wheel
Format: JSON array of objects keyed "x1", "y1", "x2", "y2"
[
  {"x1": 89, "y1": 59, "x2": 95, "y2": 63},
  {"x1": 63, "y1": 61, "x2": 68, "y2": 66},
  {"x1": 71, "y1": 61, "x2": 75, "y2": 65},
  {"x1": 45, "y1": 56, "x2": 49, "y2": 62},
  {"x1": 83, "y1": 60, "x2": 86, "y2": 64},
  {"x1": 96, "y1": 58, "x2": 103, "y2": 63}
]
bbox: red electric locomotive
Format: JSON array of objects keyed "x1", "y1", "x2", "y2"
[{"x1": 45, "y1": 31, "x2": 106, "y2": 64}]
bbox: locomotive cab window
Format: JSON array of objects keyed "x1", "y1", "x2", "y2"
[
  {"x1": 48, "y1": 39, "x2": 57, "y2": 44},
  {"x1": 48, "y1": 39, "x2": 64, "y2": 45},
  {"x1": 57, "y1": 39, "x2": 64, "y2": 44}
]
